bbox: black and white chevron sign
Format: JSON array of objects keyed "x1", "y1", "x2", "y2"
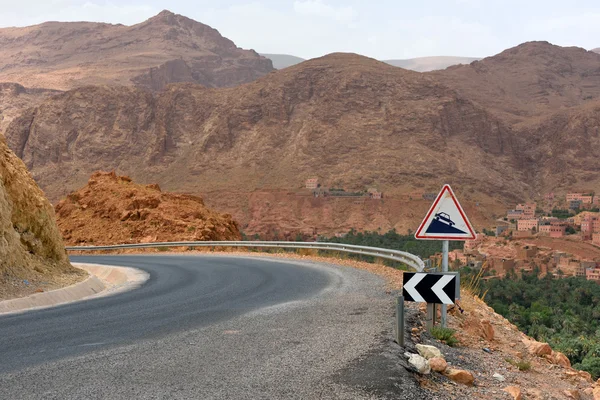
[{"x1": 402, "y1": 272, "x2": 459, "y2": 305}]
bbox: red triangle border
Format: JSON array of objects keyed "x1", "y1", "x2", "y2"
[{"x1": 414, "y1": 185, "x2": 476, "y2": 241}]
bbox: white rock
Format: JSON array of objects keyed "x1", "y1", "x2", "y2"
[
  {"x1": 406, "y1": 353, "x2": 431, "y2": 374},
  {"x1": 493, "y1": 373, "x2": 506, "y2": 382},
  {"x1": 416, "y1": 344, "x2": 443, "y2": 360}
]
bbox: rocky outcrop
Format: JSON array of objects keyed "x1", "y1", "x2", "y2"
[
  {"x1": 55, "y1": 171, "x2": 241, "y2": 245},
  {"x1": 0, "y1": 83, "x2": 60, "y2": 134},
  {"x1": 0, "y1": 135, "x2": 77, "y2": 299}
]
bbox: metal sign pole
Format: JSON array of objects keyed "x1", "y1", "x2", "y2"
[{"x1": 441, "y1": 240, "x2": 449, "y2": 327}]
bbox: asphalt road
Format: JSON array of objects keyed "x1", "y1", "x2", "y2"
[{"x1": 0, "y1": 255, "x2": 430, "y2": 399}]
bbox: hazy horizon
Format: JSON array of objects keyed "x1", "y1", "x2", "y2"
[{"x1": 0, "y1": 1, "x2": 599, "y2": 60}]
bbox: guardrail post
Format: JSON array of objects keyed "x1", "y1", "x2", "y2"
[{"x1": 395, "y1": 296, "x2": 405, "y2": 346}]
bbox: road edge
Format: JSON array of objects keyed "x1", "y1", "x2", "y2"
[{"x1": 0, "y1": 263, "x2": 149, "y2": 315}]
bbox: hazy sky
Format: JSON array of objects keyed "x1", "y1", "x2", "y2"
[{"x1": 0, "y1": 0, "x2": 599, "y2": 60}]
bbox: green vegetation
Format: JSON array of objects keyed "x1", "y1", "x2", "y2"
[
  {"x1": 505, "y1": 358, "x2": 532, "y2": 371},
  {"x1": 482, "y1": 228, "x2": 496, "y2": 237},
  {"x1": 319, "y1": 229, "x2": 463, "y2": 259},
  {"x1": 566, "y1": 226, "x2": 577, "y2": 235},
  {"x1": 551, "y1": 209, "x2": 571, "y2": 219},
  {"x1": 430, "y1": 326, "x2": 459, "y2": 347},
  {"x1": 482, "y1": 270, "x2": 600, "y2": 379}
]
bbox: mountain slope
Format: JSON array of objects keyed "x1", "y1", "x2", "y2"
[
  {"x1": 593, "y1": 48, "x2": 600, "y2": 54},
  {"x1": 0, "y1": 10, "x2": 273, "y2": 91},
  {"x1": 4, "y1": 53, "x2": 525, "y2": 233},
  {"x1": 431, "y1": 41, "x2": 600, "y2": 123}
]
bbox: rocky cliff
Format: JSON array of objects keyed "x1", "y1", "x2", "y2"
[
  {"x1": 0, "y1": 134, "x2": 78, "y2": 299},
  {"x1": 55, "y1": 171, "x2": 241, "y2": 245}
]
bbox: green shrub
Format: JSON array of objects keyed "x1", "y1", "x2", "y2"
[
  {"x1": 505, "y1": 358, "x2": 531, "y2": 371},
  {"x1": 430, "y1": 326, "x2": 459, "y2": 347}
]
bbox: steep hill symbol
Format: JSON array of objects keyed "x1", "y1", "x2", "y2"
[{"x1": 425, "y1": 213, "x2": 468, "y2": 235}]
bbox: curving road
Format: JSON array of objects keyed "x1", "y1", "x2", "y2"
[{"x1": 0, "y1": 255, "x2": 429, "y2": 399}]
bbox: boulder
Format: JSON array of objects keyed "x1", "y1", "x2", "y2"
[
  {"x1": 522, "y1": 338, "x2": 552, "y2": 357},
  {"x1": 416, "y1": 344, "x2": 443, "y2": 360},
  {"x1": 578, "y1": 370, "x2": 593, "y2": 383},
  {"x1": 480, "y1": 319, "x2": 495, "y2": 341},
  {"x1": 493, "y1": 373, "x2": 506, "y2": 382},
  {"x1": 405, "y1": 353, "x2": 430, "y2": 374},
  {"x1": 429, "y1": 357, "x2": 447, "y2": 373},
  {"x1": 549, "y1": 351, "x2": 571, "y2": 368},
  {"x1": 503, "y1": 386, "x2": 522, "y2": 400},
  {"x1": 563, "y1": 389, "x2": 580, "y2": 399},
  {"x1": 444, "y1": 369, "x2": 474, "y2": 385},
  {"x1": 593, "y1": 387, "x2": 600, "y2": 400}
]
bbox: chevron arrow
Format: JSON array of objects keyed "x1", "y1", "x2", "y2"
[
  {"x1": 403, "y1": 273, "x2": 426, "y2": 302},
  {"x1": 431, "y1": 274, "x2": 454, "y2": 305},
  {"x1": 403, "y1": 272, "x2": 458, "y2": 304}
]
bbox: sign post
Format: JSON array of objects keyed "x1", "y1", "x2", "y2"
[{"x1": 414, "y1": 185, "x2": 476, "y2": 327}]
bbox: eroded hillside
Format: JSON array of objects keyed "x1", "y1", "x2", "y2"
[
  {"x1": 5, "y1": 53, "x2": 528, "y2": 233},
  {"x1": 431, "y1": 41, "x2": 600, "y2": 123},
  {"x1": 0, "y1": 134, "x2": 80, "y2": 300},
  {"x1": 55, "y1": 171, "x2": 241, "y2": 245}
]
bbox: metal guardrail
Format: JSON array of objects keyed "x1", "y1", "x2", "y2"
[{"x1": 66, "y1": 241, "x2": 425, "y2": 272}]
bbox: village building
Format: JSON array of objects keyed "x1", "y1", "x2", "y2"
[
  {"x1": 516, "y1": 203, "x2": 536, "y2": 219},
  {"x1": 586, "y1": 268, "x2": 600, "y2": 283},
  {"x1": 305, "y1": 178, "x2": 319, "y2": 190},
  {"x1": 495, "y1": 225, "x2": 509, "y2": 236},
  {"x1": 517, "y1": 219, "x2": 539, "y2": 232},
  {"x1": 507, "y1": 209, "x2": 524, "y2": 220},
  {"x1": 593, "y1": 232, "x2": 600, "y2": 246}
]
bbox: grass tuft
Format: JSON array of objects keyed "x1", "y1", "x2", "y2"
[{"x1": 430, "y1": 326, "x2": 459, "y2": 347}]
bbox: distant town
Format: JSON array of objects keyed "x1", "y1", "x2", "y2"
[{"x1": 431, "y1": 192, "x2": 600, "y2": 284}]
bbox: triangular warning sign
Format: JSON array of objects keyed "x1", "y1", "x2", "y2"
[{"x1": 415, "y1": 185, "x2": 476, "y2": 240}]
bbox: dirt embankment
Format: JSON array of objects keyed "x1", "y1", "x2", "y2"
[
  {"x1": 56, "y1": 171, "x2": 241, "y2": 245},
  {"x1": 0, "y1": 135, "x2": 82, "y2": 300}
]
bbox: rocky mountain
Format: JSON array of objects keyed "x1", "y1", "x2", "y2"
[
  {"x1": 4, "y1": 41, "x2": 600, "y2": 236},
  {"x1": 0, "y1": 10, "x2": 274, "y2": 91},
  {"x1": 261, "y1": 53, "x2": 479, "y2": 72},
  {"x1": 593, "y1": 48, "x2": 600, "y2": 54},
  {"x1": 55, "y1": 171, "x2": 240, "y2": 245},
  {"x1": 4, "y1": 53, "x2": 529, "y2": 234},
  {"x1": 0, "y1": 132, "x2": 79, "y2": 300},
  {"x1": 431, "y1": 41, "x2": 600, "y2": 123},
  {"x1": 0, "y1": 83, "x2": 61, "y2": 134}
]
